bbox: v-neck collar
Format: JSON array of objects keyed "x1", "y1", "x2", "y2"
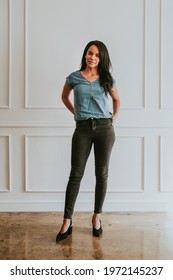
[{"x1": 79, "y1": 71, "x2": 99, "y2": 83}]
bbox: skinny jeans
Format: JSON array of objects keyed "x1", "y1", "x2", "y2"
[{"x1": 64, "y1": 118, "x2": 115, "y2": 219}]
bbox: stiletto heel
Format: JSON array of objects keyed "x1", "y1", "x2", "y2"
[
  {"x1": 56, "y1": 220, "x2": 72, "y2": 242},
  {"x1": 68, "y1": 224, "x2": 73, "y2": 235},
  {"x1": 92, "y1": 219, "x2": 103, "y2": 237}
]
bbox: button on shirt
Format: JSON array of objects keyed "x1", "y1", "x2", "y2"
[{"x1": 66, "y1": 70, "x2": 114, "y2": 120}]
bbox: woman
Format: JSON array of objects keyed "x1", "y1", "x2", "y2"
[{"x1": 56, "y1": 40, "x2": 120, "y2": 242}]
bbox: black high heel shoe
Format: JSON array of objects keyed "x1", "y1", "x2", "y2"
[
  {"x1": 92, "y1": 219, "x2": 103, "y2": 237},
  {"x1": 56, "y1": 220, "x2": 72, "y2": 242}
]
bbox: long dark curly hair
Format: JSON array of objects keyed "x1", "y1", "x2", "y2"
[{"x1": 80, "y1": 40, "x2": 114, "y2": 95}]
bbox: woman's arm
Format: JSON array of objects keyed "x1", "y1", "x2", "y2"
[
  {"x1": 61, "y1": 81, "x2": 75, "y2": 115},
  {"x1": 110, "y1": 86, "x2": 120, "y2": 125}
]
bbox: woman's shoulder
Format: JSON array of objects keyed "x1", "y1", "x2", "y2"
[
  {"x1": 66, "y1": 70, "x2": 82, "y2": 86},
  {"x1": 67, "y1": 70, "x2": 80, "y2": 79}
]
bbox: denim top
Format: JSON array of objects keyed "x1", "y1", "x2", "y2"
[{"x1": 66, "y1": 70, "x2": 114, "y2": 120}]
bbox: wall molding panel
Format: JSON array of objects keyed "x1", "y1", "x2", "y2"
[
  {"x1": 24, "y1": 0, "x2": 63, "y2": 109},
  {"x1": 25, "y1": 135, "x2": 71, "y2": 192},
  {"x1": 0, "y1": 0, "x2": 10, "y2": 108},
  {"x1": 108, "y1": 0, "x2": 146, "y2": 110},
  {"x1": 159, "y1": 136, "x2": 173, "y2": 192},
  {"x1": 24, "y1": 0, "x2": 146, "y2": 110},
  {"x1": 160, "y1": 0, "x2": 173, "y2": 109},
  {"x1": 0, "y1": 135, "x2": 11, "y2": 192},
  {"x1": 108, "y1": 136, "x2": 145, "y2": 193}
]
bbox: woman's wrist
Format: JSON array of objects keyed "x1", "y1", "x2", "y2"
[{"x1": 113, "y1": 113, "x2": 118, "y2": 118}]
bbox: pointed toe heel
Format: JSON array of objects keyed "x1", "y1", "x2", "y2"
[
  {"x1": 56, "y1": 220, "x2": 72, "y2": 242},
  {"x1": 68, "y1": 225, "x2": 73, "y2": 235},
  {"x1": 92, "y1": 219, "x2": 103, "y2": 237}
]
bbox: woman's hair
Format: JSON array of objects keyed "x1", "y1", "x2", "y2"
[{"x1": 80, "y1": 40, "x2": 114, "y2": 95}]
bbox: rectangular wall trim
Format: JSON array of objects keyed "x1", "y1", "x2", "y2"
[
  {"x1": 0, "y1": 135, "x2": 11, "y2": 192},
  {"x1": 0, "y1": 0, "x2": 10, "y2": 108}
]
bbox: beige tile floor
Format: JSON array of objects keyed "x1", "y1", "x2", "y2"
[{"x1": 0, "y1": 212, "x2": 173, "y2": 260}]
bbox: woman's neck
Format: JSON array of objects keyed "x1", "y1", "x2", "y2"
[{"x1": 82, "y1": 67, "x2": 98, "y2": 77}]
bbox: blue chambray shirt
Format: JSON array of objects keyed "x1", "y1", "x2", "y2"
[{"x1": 66, "y1": 70, "x2": 114, "y2": 120}]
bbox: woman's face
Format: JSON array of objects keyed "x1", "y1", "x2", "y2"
[{"x1": 85, "y1": 45, "x2": 100, "y2": 69}]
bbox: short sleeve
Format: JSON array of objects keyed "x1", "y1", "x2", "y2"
[
  {"x1": 66, "y1": 73, "x2": 74, "y2": 87},
  {"x1": 112, "y1": 77, "x2": 116, "y2": 87}
]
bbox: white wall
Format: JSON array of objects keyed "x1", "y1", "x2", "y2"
[{"x1": 0, "y1": 0, "x2": 173, "y2": 212}]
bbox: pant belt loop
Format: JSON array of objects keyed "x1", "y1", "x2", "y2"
[{"x1": 93, "y1": 118, "x2": 97, "y2": 132}]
